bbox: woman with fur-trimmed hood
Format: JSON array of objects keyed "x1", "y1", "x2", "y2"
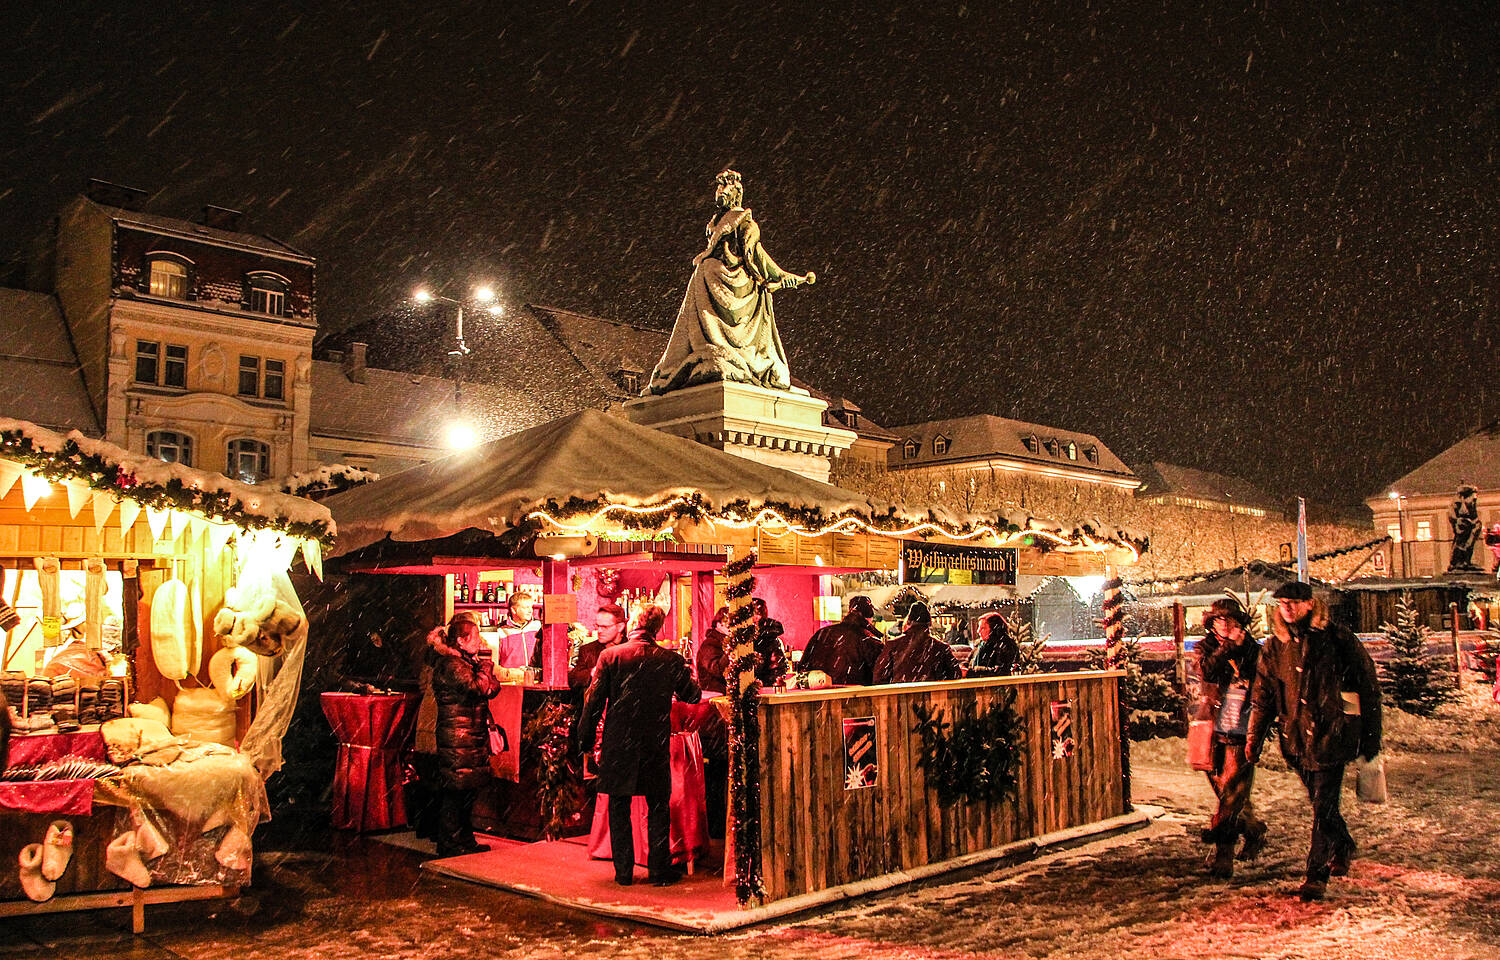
[
  {"x1": 427, "y1": 613, "x2": 501, "y2": 857},
  {"x1": 1196, "y1": 597, "x2": 1267, "y2": 878}
]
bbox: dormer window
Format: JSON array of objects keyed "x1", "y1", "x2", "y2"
[
  {"x1": 844, "y1": 410, "x2": 859, "y2": 428},
  {"x1": 246, "y1": 272, "x2": 290, "y2": 316},
  {"x1": 933, "y1": 435, "x2": 950, "y2": 456},
  {"x1": 1066, "y1": 441, "x2": 1077, "y2": 460},
  {"x1": 146, "y1": 255, "x2": 190, "y2": 299},
  {"x1": 1023, "y1": 435, "x2": 1040, "y2": 454},
  {"x1": 1044, "y1": 438, "x2": 1060, "y2": 457},
  {"x1": 902, "y1": 439, "x2": 919, "y2": 460},
  {"x1": 619, "y1": 368, "x2": 642, "y2": 394},
  {"x1": 1083, "y1": 446, "x2": 1099, "y2": 464}
]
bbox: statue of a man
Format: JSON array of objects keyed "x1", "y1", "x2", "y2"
[
  {"x1": 1448, "y1": 484, "x2": 1482, "y2": 573},
  {"x1": 648, "y1": 170, "x2": 815, "y2": 395}
]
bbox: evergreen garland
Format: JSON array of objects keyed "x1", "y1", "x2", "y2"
[
  {"x1": 1087, "y1": 637, "x2": 1188, "y2": 740},
  {"x1": 723, "y1": 551, "x2": 765, "y2": 905},
  {"x1": 1379, "y1": 591, "x2": 1458, "y2": 717},
  {"x1": 911, "y1": 695, "x2": 1023, "y2": 806},
  {"x1": 522, "y1": 698, "x2": 585, "y2": 841}
]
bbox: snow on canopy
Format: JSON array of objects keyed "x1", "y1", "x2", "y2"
[{"x1": 323, "y1": 408, "x2": 915, "y2": 556}]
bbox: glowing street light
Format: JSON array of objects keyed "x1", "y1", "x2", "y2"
[{"x1": 445, "y1": 421, "x2": 479, "y2": 450}]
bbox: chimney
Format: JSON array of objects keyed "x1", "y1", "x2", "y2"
[
  {"x1": 343, "y1": 342, "x2": 367, "y2": 384},
  {"x1": 199, "y1": 205, "x2": 244, "y2": 231},
  {"x1": 85, "y1": 178, "x2": 147, "y2": 211}
]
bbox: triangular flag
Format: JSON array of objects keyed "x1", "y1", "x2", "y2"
[
  {"x1": 188, "y1": 514, "x2": 208, "y2": 547},
  {"x1": 118, "y1": 498, "x2": 141, "y2": 535},
  {"x1": 207, "y1": 520, "x2": 236, "y2": 557},
  {"x1": 0, "y1": 460, "x2": 22, "y2": 500},
  {"x1": 274, "y1": 535, "x2": 299, "y2": 571},
  {"x1": 64, "y1": 481, "x2": 89, "y2": 518},
  {"x1": 146, "y1": 506, "x2": 170, "y2": 541},
  {"x1": 20, "y1": 473, "x2": 51, "y2": 510},
  {"x1": 168, "y1": 509, "x2": 190, "y2": 544},
  {"x1": 91, "y1": 492, "x2": 115, "y2": 534},
  {"x1": 301, "y1": 539, "x2": 324, "y2": 581}
]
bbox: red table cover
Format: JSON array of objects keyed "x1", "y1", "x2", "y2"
[
  {"x1": 321, "y1": 692, "x2": 421, "y2": 831},
  {"x1": 587, "y1": 725, "x2": 710, "y2": 868},
  {"x1": 6, "y1": 730, "x2": 108, "y2": 766},
  {"x1": 0, "y1": 779, "x2": 95, "y2": 815}
]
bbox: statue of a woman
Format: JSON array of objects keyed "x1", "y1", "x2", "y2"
[
  {"x1": 648, "y1": 170, "x2": 815, "y2": 394},
  {"x1": 1448, "y1": 484, "x2": 1482, "y2": 573}
]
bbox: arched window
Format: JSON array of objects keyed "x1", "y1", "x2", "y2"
[
  {"x1": 227, "y1": 438, "x2": 271, "y2": 484},
  {"x1": 146, "y1": 430, "x2": 193, "y2": 466},
  {"x1": 146, "y1": 255, "x2": 190, "y2": 299},
  {"x1": 245, "y1": 272, "x2": 290, "y2": 316}
]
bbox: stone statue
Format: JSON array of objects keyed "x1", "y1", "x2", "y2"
[
  {"x1": 1447, "y1": 484, "x2": 1482, "y2": 573},
  {"x1": 648, "y1": 169, "x2": 816, "y2": 395}
]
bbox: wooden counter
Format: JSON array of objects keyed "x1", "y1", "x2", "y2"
[{"x1": 756, "y1": 670, "x2": 1125, "y2": 902}]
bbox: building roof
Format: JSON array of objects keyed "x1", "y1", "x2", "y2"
[
  {"x1": 885, "y1": 413, "x2": 1135, "y2": 478},
  {"x1": 525, "y1": 304, "x2": 668, "y2": 399},
  {"x1": 86, "y1": 198, "x2": 312, "y2": 262},
  {"x1": 1134, "y1": 461, "x2": 1281, "y2": 511},
  {"x1": 308, "y1": 360, "x2": 554, "y2": 451},
  {"x1": 0, "y1": 288, "x2": 99, "y2": 434},
  {"x1": 323, "y1": 407, "x2": 897, "y2": 556},
  {"x1": 1376, "y1": 422, "x2": 1500, "y2": 500}
]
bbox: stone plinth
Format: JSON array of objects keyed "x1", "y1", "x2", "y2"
[{"x1": 624, "y1": 381, "x2": 856, "y2": 483}]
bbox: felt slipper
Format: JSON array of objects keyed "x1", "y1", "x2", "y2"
[
  {"x1": 18, "y1": 843, "x2": 55, "y2": 902},
  {"x1": 105, "y1": 831, "x2": 151, "y2": 888},
  {"x1": 41, "y1": 820, "x2": 73, "y2": 881}
]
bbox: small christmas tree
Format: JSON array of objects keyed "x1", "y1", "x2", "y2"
[
  {"x1": 1379, "y1": 591, "x2": 1457, "y2": 717},
  {"x1": 1012, "y1": 618, "x2": 1051, "y2": 675},
  {"x1": 1089, "y1": 637, "x2": 1188, "y2": 740}
]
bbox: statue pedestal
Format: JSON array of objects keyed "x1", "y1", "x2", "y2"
[{"x1": 623, "y1": 381, "x2": 856, "y2": 484}]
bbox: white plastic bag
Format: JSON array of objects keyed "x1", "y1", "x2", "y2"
[{"x1": 1355, "y1": 754, "x2": 1387, "y2": 804}]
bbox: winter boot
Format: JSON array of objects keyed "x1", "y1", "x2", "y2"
[
  {"x1": 1238, "y1": 823, "x2": 1268, "y2": 861},
  {"x1": 1330, "y1": 841, "x2": 1355, "y2": 877},
  {"x1": 1296, "y1": 878, "x2": 1327, "y2": 902},
  {"x1": 134, "y1": 814, "x2": 169, "y2": 862},
  {"x1": 18, "y1": 843, "x2": 55, "y2": 902},
  {"x1": 40, "y1": 820, "x2": 73, "y2": 881},
  {"x1": 105, "y1": 831, "x2": 152, "y2": 887},
  {"x1": 1208, "y1": 843, "x2": 1235, "y2": 879},
  {"x1": 215, "y1": 826, "x2": 253, "y2": 872}
]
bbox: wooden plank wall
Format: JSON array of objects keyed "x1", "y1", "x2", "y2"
[{"x1": 757, "y1": 672, "x2": 1124, "y2": 903}]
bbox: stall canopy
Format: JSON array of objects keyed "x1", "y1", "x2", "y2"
[{"x1": 324, "y1": 408, "x2": 901, "y2": 557}]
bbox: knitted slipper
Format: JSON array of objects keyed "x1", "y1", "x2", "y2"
[
  {"x1": 215, "y1": 826, "x2": 252, "y2": 872},
  {"x1": 18, "y1": 843, "x2": 55, "y2": 902},
  {"x1": 41, "y1": 820, "x2": 73, "y2": 881},
  {"x1": 105, "y1": 831, "x2": 151, "y2": 888}
]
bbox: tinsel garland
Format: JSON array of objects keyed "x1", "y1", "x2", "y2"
[
  {"x1": 0, "y1": 429, "x2": 334, "y2": 544},
  {"x1": 723, "y1": 551, "x2": 765, "y2": 905},
  {"x1": 911, "y1": 696, "x2": 1023, "y2": 806},
  {"x1": 522, "y1": 698, "x2": 584, "y2": 841},
  {"x1": 1127, "y1": 537, "x2": 1392, "y2": 590},
  {"x1": 1101, "y1": 575, "x2": 1131, "y2": 811}
]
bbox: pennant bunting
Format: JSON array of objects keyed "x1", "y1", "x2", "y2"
[{"x1": 64, "y1": 481, "x2": 89, "y2": 518}]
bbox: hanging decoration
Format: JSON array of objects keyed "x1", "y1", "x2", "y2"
[
  {"x1": 522, "y1": 699, "x2": 584, "y2": 841},
  {"x1": 911, "y1": 696, "x2": 1023, "y2": 806},
  {"x1": 724, "y1": 550, "x2": 764, "y2": 906},
  {"x1": 1100, "y1": 574, "x2": 1131, "y2": 809}
]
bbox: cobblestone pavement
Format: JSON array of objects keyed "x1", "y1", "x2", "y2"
[{"x1": 2, "y1": 746, "x2": 1496, "y2": 959}]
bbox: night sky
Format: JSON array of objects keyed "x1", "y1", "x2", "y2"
[{"x1": 2, "y1": 1, "x2": 1495, "y2": 508}]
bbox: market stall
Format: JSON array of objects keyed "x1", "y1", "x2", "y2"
[
  {"x1": 0, "y1": 418, "x2": 332, "y2": 931},
  {"x1": 323, "y1": 409, "x2": 1143, "y2": 911}
]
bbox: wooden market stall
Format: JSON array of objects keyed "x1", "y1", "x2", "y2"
[
  {"x1": 0, "y1": 418, "x2": 332, "y2": 931},
  {"x1": 323, "y1": 409, "x2": 1143, "y2": 915}
]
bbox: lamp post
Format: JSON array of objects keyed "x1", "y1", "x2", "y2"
[
  {"x1": 1388, "y1": 490, "x2": 1410, "y2": 578},
  {"x1": 412, "y1": 284, "x2": 503, "y2": 450}
]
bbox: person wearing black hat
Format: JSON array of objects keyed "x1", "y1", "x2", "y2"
[
  {"x1": 1247, "y1": 582, "x2": 1382, "y2": 901},
  {"x1": 1196, "y1": 597, "x2": 1266, "y2": 878},
  {"x1": 872, "y1": 602, "x2": 961, "y2": 684},
  {"x1": 797, "y1": 595, "x2": 883, "y2": 686}
]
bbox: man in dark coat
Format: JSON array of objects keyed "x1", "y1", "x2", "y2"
[
  {"x1": 568, "y1": 603, "x2": 627, "y2": 698},
  {"x1": 578, "y1": 603, "x2": 703, "y2": 886},
  {"x1": 750, "y1": 598, "x2": 789, "y2": 688},
  {"x1": 798, "y1": 595, "x2": 882, "y2": 685},
  {"x1": 872, "y1": 602, "x2": 961, "y2": 684},
  {"x1": 695, "y1": 606, "x2": 732, "y2": 695},
  {"x1": 427, "y1": 614, "x2": 502, "y2": 857},
  {"x1": 1247, "y1": 582, "x2": 1382, "y2": 901}
]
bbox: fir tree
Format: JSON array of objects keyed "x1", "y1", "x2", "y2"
[
  {"x1": 1012, "y1": 618, "x2": 1051, "y2": 675},
  {"x1": 1379, "y1": 591, "x2": 1457, "y2": 717},
  {"x1": 1089, "y1": 637, "x2": 1188, "y2": 740}
]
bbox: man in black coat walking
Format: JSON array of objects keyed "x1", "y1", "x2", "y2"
[
  {"x1": 578, "y1": 602, "x2": 702, "y2": 886},
  {"x1": 798, "y1": 595, "x2": 882, "y2": 685},
  {"x1": 1247, "y1": 582, "x2": 1382, "y2": 901}
]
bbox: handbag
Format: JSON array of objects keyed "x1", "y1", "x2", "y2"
[
  {"x1": 1355, "y1": 754, "x2": 1387, "y2": 803},
  {"x1": 1187, "y1": 719, "x2": 1215, "y2": 771}
]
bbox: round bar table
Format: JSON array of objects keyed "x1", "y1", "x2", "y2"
[{"x1": 321, "y1": 692, "x2": 421, "y2": 831}]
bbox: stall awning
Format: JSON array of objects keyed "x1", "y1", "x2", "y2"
[{"x1": 323, "y1": 409, "x2": 895, "y2": 557}]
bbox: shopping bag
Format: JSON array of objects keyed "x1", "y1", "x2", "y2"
[
  {"x1": 1355, "y1": 754, "x2": 1387, "y2": 803},
  {"x1": 1187, "y1": 719, "x2": 1215, "y2": 771}
]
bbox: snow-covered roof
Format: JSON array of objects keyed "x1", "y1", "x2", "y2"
[
  {"x1": 90, "y1": 199, "x2": 311, "y2": 262},
  {"x1": 0, "y1": 417, "x2": 334, "y2": 542},
  {"x1": 1376, "y1": 422, "x2": 1500, "y2": 499},
  {"x1": 0, "y1": 289, "x2": 100, "y2": 435},
  {"x1": 885, "y1": 413, "x2": 1136, "y2": 478},
  {"x1": 1134, "y1": 461, "x2": 1281, "y2": 511},
  {"x1": 323, "y1": 408, "x2": 901, "y2": 556}
]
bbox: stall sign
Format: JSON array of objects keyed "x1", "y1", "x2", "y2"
[
  {"x1": 842, "y1": 716, "x2": 878, "y2": 789},
  {"x1": 756, "y1": 528, "x2": 799, "y2": 565},
  {"x1": 795, "y1": 532, "x2": 834, "y2": 567},
  {"x1": 900, "y1": 542, "x2": 1017, "y2": 586},
  {"x1": 831, "y1": 533, "x2": 867, "y2": 568},
  {"x1": 1050, "y1": 700, "x2": 1076, "y2": 759},
  {"x1": 865, "y1": 536, "x2": 901, "y2": 571},
  {"x1": 542, "y1": 593, "x2": 577, "y2": 625}
]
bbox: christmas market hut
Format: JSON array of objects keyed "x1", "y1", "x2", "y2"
[
  {"x1": 0, "y1": 418, "x2": 333, "y2": 931},
  {"x1": 321, "y1": 408, "x2": 1145, "y2": 928}
]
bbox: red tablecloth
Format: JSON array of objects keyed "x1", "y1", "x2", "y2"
[
  {"x1": 321, "y1": 692, "x2": 421, "y2": 831},
  {"x1": 6, "y1": 729, "x2": 108, "y2": 766},
  {"x1": 0, "y1": 779, "x2": 96, "y2": 815},
  {"x1": 587, "y1": 728, "x2": 710, "y2": 868}
]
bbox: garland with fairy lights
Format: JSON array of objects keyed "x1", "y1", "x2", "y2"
[
  {"x1": 0, "y1": 428, "x2": 334, "y2": 544},
  {"x1": 1127, "y1": 537, "x2": 1391, "y2": 591},
  {"x1": 1101, "y1": 575, "x2": 1131, "y2": 811},
  {"x1": 724, "y1": 551, "x2": 764, "y2": 905}
]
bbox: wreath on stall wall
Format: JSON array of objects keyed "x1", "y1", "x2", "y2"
[{"x1": 912, "y1": 694, "x2": 1024, "y2": 807}]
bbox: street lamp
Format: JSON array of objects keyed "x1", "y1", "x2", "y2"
[
  {"x1": 412, "y1": 283, "x2": 504, "y2": 451},
  {"x1": 1388, "y1": 490, "x2": 1410, "y2": 578}
]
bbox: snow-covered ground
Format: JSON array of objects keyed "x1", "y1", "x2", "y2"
[{"x1": 4, "y1": 688, "x2": 1497, "y2": 959}]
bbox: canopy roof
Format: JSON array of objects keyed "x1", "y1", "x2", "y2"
[{"x1": 324, "y1": 409, "x2": 903, "y2": 556}]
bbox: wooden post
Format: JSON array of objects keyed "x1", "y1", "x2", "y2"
[
  {"x1": 1101, "y1": 566, "x2": 1130, "y2": 812},
  {"x1": 1171, "y1": 601, "x2": 1188, "y2": 722},
  {"x1": 540, "y1": 558, "x2": 570, "y2": 687},
  {"x1": 1450, "y1": 600, "x2": 1467, "y2": 686}
]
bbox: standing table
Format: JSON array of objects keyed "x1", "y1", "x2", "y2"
[{"x1": 321, "y1": 692, "x2": 421, "y2": 831}]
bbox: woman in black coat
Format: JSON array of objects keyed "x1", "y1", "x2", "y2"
[
  {"x1": 967, "y1": 613, "x2": 1020, "y2": 677},
  {"x1": 427, "y1": 613, "x2": 501, "y2": 857},
  {"x1": 1197, "y1": 597, "x2": 1266, "y2": 877}
]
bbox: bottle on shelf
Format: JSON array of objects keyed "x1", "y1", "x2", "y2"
[{"x1": 457, "y1": 574, "x2": 469, "y2": 604}]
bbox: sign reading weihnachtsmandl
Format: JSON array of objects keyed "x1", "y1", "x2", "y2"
[{"x1": 900, "y1": 542, "x2": 1018, "y2": 586}]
